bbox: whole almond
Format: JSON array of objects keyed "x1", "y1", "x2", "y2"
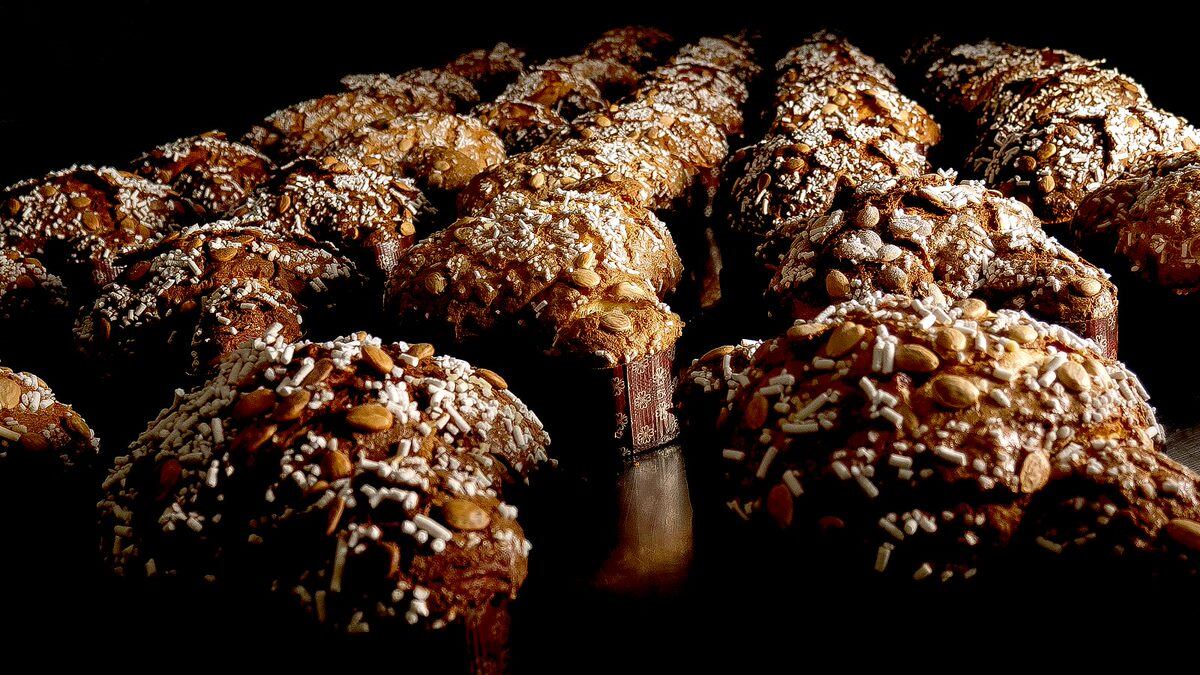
[
  {"x1": 1005, "y1": 324, "x2": 1038, "y2": 345},
  {"x1": 443, "y1": 498, "x2": 491, "y2": 531},
  {"x1": 475, "y1": 368, "x2": 508, "y2": 390},
  {"x1": 233, "y1": 389, "x2": 276, "y2": 420},
  {"x1": 824, "y1": 323, "x2": 867, "y2": 358},
  {"x1": 1166, "y1": 519, "x2": 1200, "y2": 552},
  {"x1": 600, "y1": 311, "x2": 633, "y2": 333},
  {"x1": 324, "y1": 450, "x2": 353, "y2": 480},
  {"x1": 361, "y1": 344, "x2": 394, "y2": 375},
  {"x1": 613, "y1": 281, "x2": 650, "y2": 301},
  {"x1": 825, "y1": 269, "x2": 850, "y2": 299},
  {"x1": 409, "y1": 343, "x2": 435, "y2": 360},
  {"x1": 896, "y1": 344, "x2": 940, "y2": 372},
  {"x1": 787, "y1": 322, "x2": 828, "y2": 340},
  {"x1": 570, "y1": 268, "x2": 601, "y2": 289},
  {"x1": 935, "y1": 327, "x2": 968, "y2": 352},
  {"x1": 345, "y1": 403, "x2": 394, "y2": 432},
  {"x1": 956, "y1": 298, "x2": 987, "y2": 320},
  {"x1": 766, "y1": 483, "x2": 794, "y2": 528},
  {"x1": 1019, "y1": 452, "x2": 1051, "y2": 493},
  {"x1": 1056, "y1": 361, "x2": 1091, "y2": 393},
  {"x1": 743, "y1": 395, "x2": 769, "y2": 429},
  {"x1": 273, "y1": 390, "x2": 312, "y2": 422},
  {"x1": 930, "y1": 375, "x2": 979, "y2": 409}
]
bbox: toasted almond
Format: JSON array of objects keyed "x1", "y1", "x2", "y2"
[
  {"x1": 744, "y1": 395, "x2": 769, "y2": 429},
  {"x1": 277, "y1": 193, "x2": 293, "y2": 214},
  {"x1": 1070, "y1": 277, "x2": 1103, "y2": 298},
  {"x1": 894, "y1": 344, "x2": 939, "y2": 373},
  {"x1": 0, "y1": 379, "x2": 20, "y2": 409},
  {"x1": 825, "y1": 269, "x2": 850, "y2": 299},
  {"x1": 766, "y1": 483, "x2": 794, "y2": 528},
  {"x1": 700, "y1": 345, "x2": 735, "y2": 362},
  {"x1": 443, "y1": 498, "x2": 491, "y2": 530},
  {"x1": 956, "y1": 298, "x2": 987, "y2": 320},
  {"x1": 211, "y1": 247, "x2": 238, "y2": 262},
  {"x1": 345, "y1": 403, "x2": 393, "y2": 432},
  {"x1": 528, "y1": 172, "x2": 547, "y2": 189},
  {"x1": 930, "y1": 375, "x2": 979, "y2": 409},
  {"x1": 1019, "y1": 452, "x2": 1051, "y2": 493},
  {"x1": 824, "y1": 323, "x2": 867, "y2": 358},
  {"x1": 787, "y1": 322, "x2": 828, "y2": 340},
  {"x1": 273, "y1": 390, "x2": 312, "y2": 422},
  {"x1": 934, "y1": 327, "x2": 968, "y2": 352},
  {"x1": 613, "y1": 281, "x2": 650, "y2": 301},
  {"x1": 475, "y1": 368, "x2": 507, "y2": 390},
  {"x1": 64, "y1": 413, "x2": 91, "y2": 438},
  {"x1": 324, "y1": 450, "x2": 353, "y2": 480},
  {"x1": 854, "y1": 205, "x2": 880, "y2": 229},
  {"x1": 1005, "y1": 324, "x2": 1038, "y2": 345},
  {"x1": 361, "y1": 344, "x2": 394, "y2": 375},
  {"x1": 303, "y1": 358, "x2": 335, "y2": 386},
  {"x1": 1037, "y1": 175, "x2": 1056, "y2": 193},
  {"x1": 1036, "y1": 142, "x2": 1057, "y2": 160},
  {"x1": 452, "y1": 227, "x2": 472, "y2": 242},
  {"x1": 1056, "y1": 361, "x2": 1091, "y2": 393},
  {"x1": 570, "y1": 268, "x2": 601, "y2": 289},
  {"x1": 233, "y1": 389, "x2": 276, "y2": 420},
  {"x1": 595, "y1": 114, "x2": 613, "y2": 128},
  {"x1": 574, "y1": 250, "x2": 597, "y2": 269},
  {"x1": 600, "y1": 311, "x2": 633, "y2": 333},
  {"x1": 399, "y1": 219, "x2": 416, "y2": 236},
  {"x1": 69, "y1": 195, "x2": 92, "y2": 208},
  {"x1": 81, "y1": 212, "x2": 102, "y2": 231},
  {"x1": 1015, "y1": 155, "x2": 1037, "y2": 172},
  {"x1": 1166, "y1": 519, "x2": 1200, "y2": 552},
  {"x1": 409, "y1": 343, "x2": 435, "y2": 360}
]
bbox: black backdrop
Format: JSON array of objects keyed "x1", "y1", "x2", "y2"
[
  {"x1": 3, "y1": 1, "x2": 1199, "y2": 186},
  {"x1": 4, "y1": 1, "x2": 1200, "y2": 669}
]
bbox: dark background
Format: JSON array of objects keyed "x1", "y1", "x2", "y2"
[
  {"x1": 4, "y1": 1, "x2": 1200, "y2": 669},
  {"x1": 3, "y1": 1, "x2": 1200, "y2": 186}
]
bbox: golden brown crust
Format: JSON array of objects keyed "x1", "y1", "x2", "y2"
[
  {"x1": 725, "y1": 32, "x2": 936, "y2": 265},
  {"x1": 905, "y1": 37, "x2": 1085, "y2": 116},
  {"x1": 97, "y1": 331, "x2": 549, "y2": 633},
  {"x1": 1, "y1": 165, "x2": 197, "y2": 293},
  {"x1": 388, "y1": 181, "x2": 683, "y2": 366},
  {"x1": 477, "y1": 56, "x2": 640, "y2": 153},
  {"x1": 911, "y1": 37, "x2": 1200, "y2": 225},
  {"x1": 0, "y1": 365, "x2": 98, "y2": 469},
  {"x1": 976, "y1": 103, "x2": 1200, "y2": 225},
  {"x1": 1072, "y1": 150, "x2": 1200, "y2": 294},
  {"x1": 76, "y1": 220, "x2": 362, "y2": 376},
  {"x1": 768, "y1": 173, "x2": 1117, "y2": 344},
  {"x1": 237, "y1": 156, "x2": 431, "y2": 284},
  {"x1": 681, "y1": 293, "x2": 1200, "y2": 581},
  {"x1": 405, "y1": 35, "x2": 757, "y2": 367},
  {"x1": 132, "y1": 131, "x2": 274, "y2": 217},
  {"x1": 323, "y1": 111, "x2": 506, "y2": 195}
]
